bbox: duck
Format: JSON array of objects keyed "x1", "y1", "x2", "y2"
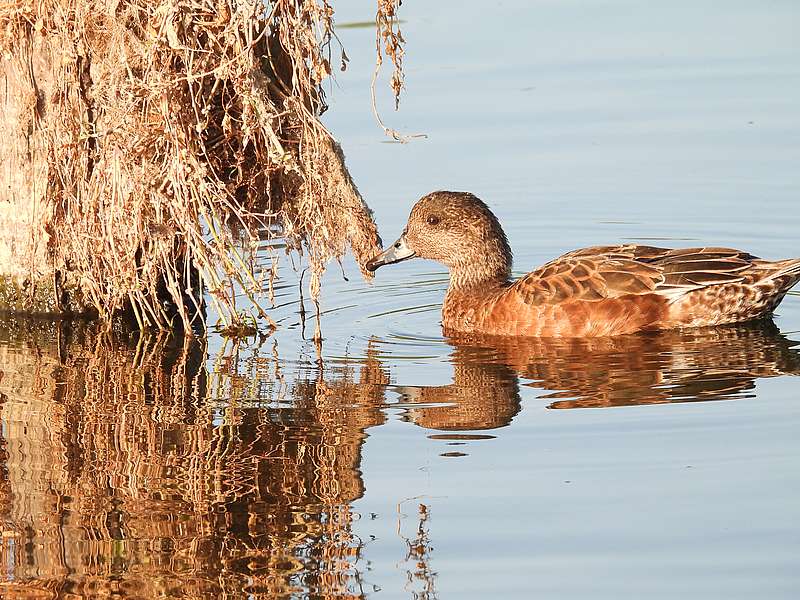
[{"x1": 366, "y1": 191, "x2": 800, "y2": 337}]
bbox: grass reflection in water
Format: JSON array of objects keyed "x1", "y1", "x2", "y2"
[{"x1": 0, "y1": 319, "x2": 386, "y2": 599}]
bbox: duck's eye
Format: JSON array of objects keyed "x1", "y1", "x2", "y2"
[{"x1": 427, "y1": 214, "x2": 440, "y2": 226}]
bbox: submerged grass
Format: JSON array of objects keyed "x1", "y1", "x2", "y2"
[{"x1": 0, "y1": 0, "x2": 406, "y2": 333}]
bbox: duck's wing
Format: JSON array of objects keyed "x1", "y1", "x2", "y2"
[{"x1": 512, "y1": 245, "x2": 758, "y2": 305}]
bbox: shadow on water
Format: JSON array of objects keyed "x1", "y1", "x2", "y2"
[{"x1": 0, "y1": 316, "x2": 798, "y2": 597}]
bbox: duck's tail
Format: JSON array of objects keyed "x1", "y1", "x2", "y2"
[
  {"x1": 732, "y1": 257, "x2": 800, "y2": 322},
  {"x1": 755, "y1": 258, "x2": 800, "y2": 314},
  {"x1": 763, "y1": 257, "x2": 800, "y2": 285}
]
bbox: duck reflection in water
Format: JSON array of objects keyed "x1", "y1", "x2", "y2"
[{"x1": 392, "y1": 319, "x2": 800, "y2": 427}]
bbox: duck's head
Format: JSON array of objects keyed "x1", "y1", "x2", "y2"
[{"x1": 366, "y1": 191, "x2": 512, "y2": 288}]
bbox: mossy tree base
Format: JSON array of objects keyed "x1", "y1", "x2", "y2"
[{"x1": 0, "y1": 275, "x2": 93, "y2": 317}]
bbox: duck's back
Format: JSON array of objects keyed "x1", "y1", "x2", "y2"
[{"x1": 442, "y1": 245, "x2": 800, "y2": 337}]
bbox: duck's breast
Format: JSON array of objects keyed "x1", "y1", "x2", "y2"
[{"x1": 443, "y1": 289, "x2": 669, "y2": 337}]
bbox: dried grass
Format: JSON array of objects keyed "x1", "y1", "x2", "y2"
[{"x1": 0, "y1": 0, "x2": 405, "y2": 331}]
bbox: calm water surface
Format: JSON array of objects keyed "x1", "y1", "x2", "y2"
[{"x1": 2, "y1": 1, "x2": 800, "y2": 598}]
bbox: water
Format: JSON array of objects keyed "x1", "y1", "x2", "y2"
[{"x1": 2, "y1": 1, "x2": 800, "y2": 598}]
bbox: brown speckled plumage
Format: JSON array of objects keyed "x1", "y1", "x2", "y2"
[{"x1": 367, "y1": 191, "x2": 800, "y2": 337}]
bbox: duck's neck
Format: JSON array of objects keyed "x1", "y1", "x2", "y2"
[
  {"x1": 442, "y1": 260, "x2": 510, "y2": 332},
  {"x1": 440, "y1": 209, "x2": 514, "y2": 302},
  {"x1": 446, "y1": 248, "x2": 512, "y2": 294}
]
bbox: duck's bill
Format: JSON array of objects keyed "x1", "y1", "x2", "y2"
[{"x1": 366, "y1": 234, "x2": 416, "y2": 272}]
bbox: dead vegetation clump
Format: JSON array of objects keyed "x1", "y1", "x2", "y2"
[{"x1": 0, "y1": 0, "x2": 406, "y2": 331}]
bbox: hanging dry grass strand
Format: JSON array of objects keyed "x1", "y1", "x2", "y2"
[
  {"x1": 370, "y1": 0, "x2": 425, "y2": 142},
  {"x1": 377, "y1": 0, "x2": 405, "y2": 109}
]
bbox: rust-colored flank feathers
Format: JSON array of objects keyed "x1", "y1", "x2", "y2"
[{"x1": 366, "y1": 191, "x2": 800, "y2": 337}]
